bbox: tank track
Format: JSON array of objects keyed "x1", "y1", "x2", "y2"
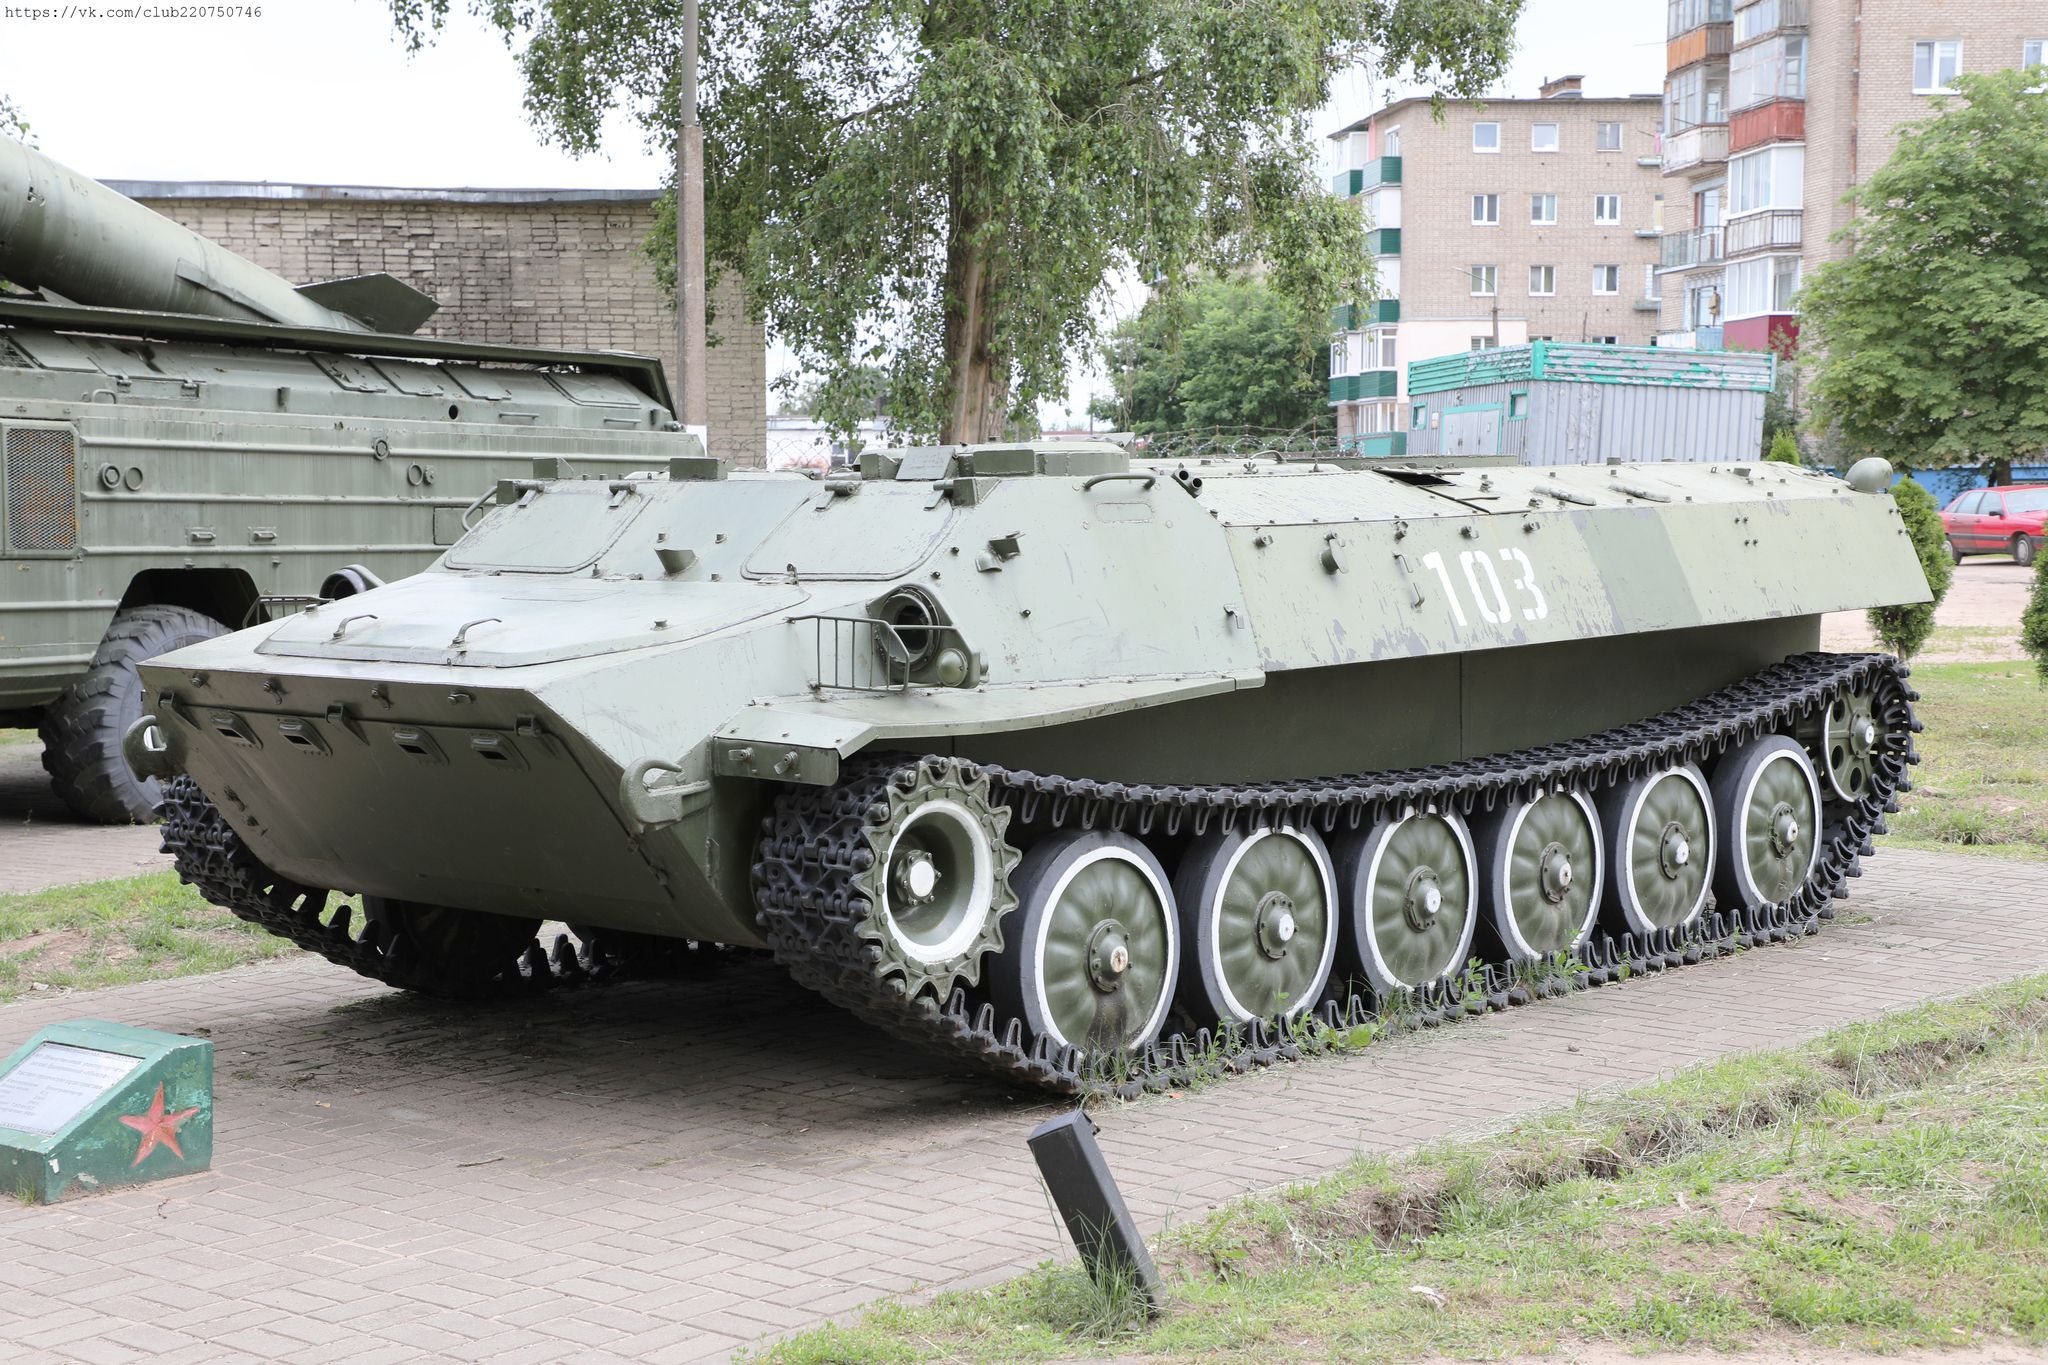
[
  {"x1": 753, "y1": 652, "x2": 1920, "y2": 1096},
  {"x1": 157, "y1": 776, "x2": 723, "y2": 997}
]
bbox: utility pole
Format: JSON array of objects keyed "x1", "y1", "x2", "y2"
[{"x1": 675, "y1": 0, "x2": 709, "y2": 430}]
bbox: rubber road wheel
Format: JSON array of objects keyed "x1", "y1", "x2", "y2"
[
  {"x1": 988, "y1": 829, "x2": 1178, "y2": 1054},
  {"x1": 1710, "y1": 735, "x2": 1822, "y2": 911},
  {"x1": 1598, "y1": 764, "x2": 1714, "y2": 934},
  {"x1": 2015, "y1": 536, "x2": 2038, "y2": 569},
  {"x1": 1174, "y1": 825, "x2": 1337, "y2": 1025},
  {"x1": 1331, "y1": 809, "x2": 1478, "y2": 997},
  {"x1": 1946, "y1": 538, "x2": 1964, "y2": 565},
  {"x1": 40, "y1": 604, "x2": 227, "y2": 824},
  {"x1": 1472, "y1": 791, "x2": 1603, "y2": 960}
]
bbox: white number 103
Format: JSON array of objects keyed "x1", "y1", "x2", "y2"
[{"x1": 1418, "y1": 549, "x2": 1549, "y2": 627}]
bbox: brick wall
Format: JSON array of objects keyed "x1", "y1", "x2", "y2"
[
  {"x1": 1359, "y1": 96, "x2": 1666, "y2": 344},
  {"x1": 1805, "y1": 0, "x2": 2040, "y2": 268},
  {"x1": 130, "y1": 191, "x2": 767, "y2": 468}
]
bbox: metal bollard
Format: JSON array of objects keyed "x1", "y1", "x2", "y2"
[{"x1": 1026, "y1": 1109, "x2": 1160, "y2": 1308}]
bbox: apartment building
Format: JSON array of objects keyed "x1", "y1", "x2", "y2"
[
  {"x1": 1656, "y1": 0, "x2": 2045, "y2": 352},
  {"x1": 1324, "y1": 78, "x2": 1666, "y2": 454}
]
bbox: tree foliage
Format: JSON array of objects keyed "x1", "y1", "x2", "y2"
[
  {"x1": 1801, "y1": 68, "x2": 2048, "y2": 473},
  {"x1": 1867, "y1": 477, "x2": 1953, "y2": 659},
  {"x1": 2024, "y1": 540, "x2": 2048, "y2": 684},
  {"x1": 387, "y1": 0, "x2": 1520, "y2": 442},
  {"x1": 1090, "y1": 277, "x2": 1329, "y2": 435},
  {"x1": 1766, "y1": 429, "x2": 1799, "y2": 464},
  {"x1": 0, "y1": 94, "x2": 28, "y2": 145}
]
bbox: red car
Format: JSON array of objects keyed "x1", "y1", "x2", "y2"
[{"x1": 1939, "y1": 485, "x2": 2048, "y2": 566}]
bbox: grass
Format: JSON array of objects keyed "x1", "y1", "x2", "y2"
[
  {"x1": 0, "y1": 871, "x2": 304, "y2": 1003},
  {"x1": 750, "y1": 977, "x2": 2048, "y2": 1364},
  {"x1": 1878, "y1": 661, "x2": 2048, "y2": 861}
]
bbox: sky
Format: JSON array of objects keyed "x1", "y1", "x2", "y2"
[{"x1": 0, "y1": 0, "x2": 1666, "y2": 423}]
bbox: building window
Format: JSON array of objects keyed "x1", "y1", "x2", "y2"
[
  {"x1": 1413, "y1": 403, "x2": 1428, "y2": 427},
  {"x1": 1668, "y1": 0, "x2": 1732, "y2": 39},
  {"x1": 1472, "y1": 193, "x2": 1500, "y2": 224},
  {"x1": 1729, "y1": 145, "x2": 1804, "y2": 214},
  {"x1": 1732, "y1": 35, "x2": 1807, "y2": 110},
  {"x1": 1724, "y1": 254, "x2": 1800, "y2": 317},
  {"x1": 1384, "y1": 126, "x2": 1402, "y2": 155},
  {"x1": 2028, "y1": 40, "x2": 2045, "y2": 69},
  {"x1": 1915, "y1": 41, "x2": 1961, "y2": 93},
  {"x1": 1473, "y1": 122, "x2": 1500, "y2": 152},
  {"x1": 1593, "y1": 265, "x2": 1621, "y2": 294},
  {"x1": 1734, "y1": 0, "x2": 1783, "y2": 44},
  {"x1": 1597, "y1": 122, "x2": 1623, "y2": 150},
  {"x1": 1530, "y1": 193, "x2": 1558, "y2": 224},
  {"x1": 1772, "y1": 255, "x2": 1800, "y2": 309},
  {"x1": 1471, "y1": 336, "x2": 1501, "y2": 350},
  {"x1": 1592, "y1": 335, "x2": 1618, "y2": 345},
  {"x1": 1666, "y1": 65, "x2": 1729, "y2": 131},
  {"x1": 1469, "y1": 265, "x2": 1498, "y2": 295},
  {"x1": 1644, "y1": 264, "x2": 1662, "y2": 302},
  {"x1": 1532, "y1": 123, "x2": 1560, "y2": 152},
  {"x1": 1379, "y1": 331, "x2": 1399, "y2": 368},
  {"x1": 1529, "y1": 265, "x2": 1557, "y2": 296},
  {"x1": 1594, "y1": 194, "x2": 1622, "y2": 224},
  {"x1": 1508, "y1": 390, "x2": 1529, "y2": 419}
]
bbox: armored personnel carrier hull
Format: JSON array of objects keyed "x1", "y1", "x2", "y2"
[{"x1": 130, "y1": 443, "x2": 1928, "y2": 1091}]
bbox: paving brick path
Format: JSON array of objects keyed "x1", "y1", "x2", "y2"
[
  {"x1": 2, "y1": 848, "x2": 2044, "y2": 1365},
  {"x1": 0, "y1": 743, "x2": 171, "y2": 895}
]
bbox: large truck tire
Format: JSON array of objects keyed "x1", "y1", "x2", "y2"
[{"x1": 40, "y1": 604, "x2": 227, "y2": 824}]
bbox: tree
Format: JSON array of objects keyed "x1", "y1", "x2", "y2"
[
  {"x1": 1801, "y1": 68, "x2": 2048, "y2": 485},
  {"x1": 1766, "y1": 429, "x2": 1799, "y2": 464},
  {"x1": 1867, "y1": 477, "x2": 1953, "y2": 659},
  {"x1": 2023, "y1": 542, "x2": 2048, "y2": 684},
  {"x1": 0, "y1": 94, "x2": 27, "y2": 145},
  {"x1": 388, "y1": 0, "x2": 1521, "y2": 443},
  {"x1": 1091, "y1": 277, "x2": 1330, "y2": 435}
]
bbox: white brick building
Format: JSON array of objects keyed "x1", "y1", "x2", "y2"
[{"x1": 1324, "y1": 78, "x2": 1666, "y2": 455}]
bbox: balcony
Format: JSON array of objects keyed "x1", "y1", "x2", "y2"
[
  {"x1": 1660, "y1": 225, "x2": 1725, "y2": 269},
  {"x1": 1732, "y1": 0, "x2": 1807, "y2": 43},
  {"x1": 1330, "y1": 371, "x2": 1399, "y2": 402},
  {"x1": 1328, "y1": 157, "x2": 1401, "y2": 198},
  {"x1": 1633, "y1": 298, "x2": 1665, "y2": 312},
  {"x1": 1723, "y1": 208, "x2": 1802, "y2": 257},
  {"x1": 1332, "y1": 300, "x2": 1398, "y2": 329},
  {"x1": 1730, "y1": 97, "x2": 1805, "y2": 151},
  {"x1": 1668, "y1": 23, "x2": 1732, "y2": 70},
  {"x1": 1367, "y1": 228, "x2": 1400, "y2": 256},
  {"x1": 1663, "y1": 124, "x2": 1729, "y2": 174},
  {"x1": 1655, "y1": 327, "x2": 1725, "y2": 348}
]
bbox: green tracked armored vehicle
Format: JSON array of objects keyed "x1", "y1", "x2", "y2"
[
  {"x1": 0, "y1": 133, "x2": 695, "y2": 822},
  {"x1": 128, "y1": 440, "x2": 1928, "y2": 1090}
]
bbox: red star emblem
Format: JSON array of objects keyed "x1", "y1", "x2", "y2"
[{"x1": 118, "y1": 1084, "x2": 200, "y2": 1167}]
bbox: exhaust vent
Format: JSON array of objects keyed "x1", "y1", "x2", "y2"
[{"x1": 6, "y1": 428, "x2": 77, "y2": 551}]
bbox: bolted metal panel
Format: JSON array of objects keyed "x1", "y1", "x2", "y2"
[{"x1": 6, "y1": 427, "x2": 77, "y2": 551}]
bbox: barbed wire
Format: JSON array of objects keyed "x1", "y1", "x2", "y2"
[{"x1": 1132, "y1": 422, "x2": 1343, "y2": 461}]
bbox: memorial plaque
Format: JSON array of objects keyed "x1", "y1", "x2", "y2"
[
  {"x1": 0, "y1": 1020, "x2": 212, "y2": 1203},
  {"x1": 0, "y1": 1043, "x2": 140, "y2": 1135}
]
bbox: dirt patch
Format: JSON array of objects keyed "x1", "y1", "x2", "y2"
[{"x1": 0, "y1": 927, "x2": 134, "y2": 976}]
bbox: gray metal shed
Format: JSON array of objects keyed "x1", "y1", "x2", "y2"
[{"x1": 1404, "y1": 342, "x2": 1774, "y2": 464}]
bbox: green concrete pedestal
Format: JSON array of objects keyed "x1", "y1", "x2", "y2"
[{"x1": 0, "y1": 1019, "x2": 213, "y2": 1203}]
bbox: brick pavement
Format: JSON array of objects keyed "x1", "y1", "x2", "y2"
[
  {"x1": 0, "y1": 743, "x2": 173, "y2": 895},
  {"x1": 0, "y1": 848, "x2": 2044, "y2": 1365}
]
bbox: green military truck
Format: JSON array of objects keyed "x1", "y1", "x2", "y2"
[{"x1": 1, "y1": 133, "x2": 695, "y2": 822}]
